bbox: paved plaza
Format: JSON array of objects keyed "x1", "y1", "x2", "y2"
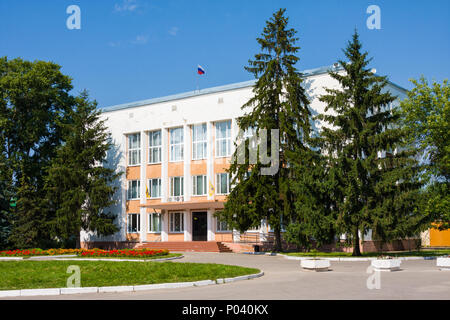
[{"x1": 3, "y1": 252, "x2": 450, "y2": 300}]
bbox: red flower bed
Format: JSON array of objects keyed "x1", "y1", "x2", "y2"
[
  {"x1": 0, "y1": 248, "x2": 169, "y2": 258},
  {"x1": 78, "y1": 248, "x2": 169, "y2": 258}
]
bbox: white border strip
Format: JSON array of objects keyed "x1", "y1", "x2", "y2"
[
  {"x1": 0, "y1": 271, "x2": 264, "y2": 298},
  {"x1": 277, "y1": 254, "x2": 440, "y2": 261}
]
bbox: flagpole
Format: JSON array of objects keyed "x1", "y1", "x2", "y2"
[{"x1": 196, "y1": 73, "x2": 199, "y2": 92}]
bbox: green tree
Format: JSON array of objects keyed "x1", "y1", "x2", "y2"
[
  {"x1": 400, "y1": 78, "x2": 449, "y2": 230},
  {"x1": 216, "y1": 9, "x2": 311, "y2": 251},
  {"x1": 0, "y1": 57, "x2": 73, "y2": 248},
  {"x1": 44, "y1": 91, "x2": 121, "y2": 248},
  {"x1": 286, "y1": 148, "x2": 337, "y2": 251},
  {"x1": 318, "y1": 31, "x2": 423, "y2": 255}
]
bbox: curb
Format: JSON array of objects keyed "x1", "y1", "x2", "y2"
[
  {"x1": 0, "y1": 271, "x2": 264, "y2": 298},
  {"x1": 0, "y1": 255, "x2": 77, "y2": 261},
  {"x1": 277, "y1": 254, "x2": 441, "y2": 261}
]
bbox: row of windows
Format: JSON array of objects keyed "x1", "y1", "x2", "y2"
[
  {"x1": 127, "y1": 173, "x2": 230, "y2": 200},
  {"x1": 128, "y1": 121, "x2": 232, "y2": 166},
  {"x1": 127, "y1": 212, "x2": 230, "y2": 233}
]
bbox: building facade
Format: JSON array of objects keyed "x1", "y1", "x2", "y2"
[{"x1": 80, "y1": 65, "x2": 413, "y2": 250}]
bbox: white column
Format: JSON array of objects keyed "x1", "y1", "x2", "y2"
[
  {"x1": 259, "y1": 219, "x2": 267, "y2": 242},
  {"x1": 184, "y1": 211, "x2": 192, "y2": 241},
  {"x1": 161, "y1": 210, "x2": 168, "y2": 242},
  {"x1": 183, "y1": 124, "x2": 191, "y2": 202},
  {"x1": 206, "y1": 121, "x2": 214, "y2": 200},
  {"x1": 207, "y1": 209, "x2": 215, "y2": 241},
  {"x1": 161, "y1": 128, "x2": 169, "y2": 202},
  {"x1": 140, "y1": 130, "x2": 147, "y2": 243},
  {"x1": 232, "y1": 229, "x2": 241, "y2": 242},
  {"x1": 121, "y1": 134, "x2": 128, "y2": 241},
  {"x1": 231, "y1": 118, "x2": 238, "y2": 156}
]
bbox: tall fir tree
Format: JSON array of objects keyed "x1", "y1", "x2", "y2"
[
  {"x1": 0, "y1": 57, "x2": 73, "y2": 248},
  {"x1": 216, "y1": 9, "x2": 311, "y2": 251},
  {"x1": 317, "y1": 31, "x2": 423, "y2": 255},
  {"x1": 44, "y1": 91, "x2": 121, "y2": 248}
]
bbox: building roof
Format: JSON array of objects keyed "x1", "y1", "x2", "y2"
[{"x1": 101, "y1": 64, "x2": 407, "y2": 113}]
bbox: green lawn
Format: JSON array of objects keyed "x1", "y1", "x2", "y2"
[
  {"x1": 281, "y1": 250, "x2": 450, "y2": 257},
  {"x1": 0, "y1": 260, "x2": 260, "y2": 290}
]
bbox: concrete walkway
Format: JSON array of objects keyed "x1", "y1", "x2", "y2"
[{"x1": 3, "y1": 252, "x2": 450, "y2": 300}]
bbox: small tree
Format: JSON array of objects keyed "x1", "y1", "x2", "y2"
[
  {"x1": 318, "y1": 31, "x2": 423, "y2": 255},
  {"x1": 45, "y1": 91, "x2": 121, "y2": 248},
  {"x1": 217, "y1": 8, "x2": 311, "y2": 251},
  {"x1": 400, "y1": 77, "x2": 449, "y2": 230}
]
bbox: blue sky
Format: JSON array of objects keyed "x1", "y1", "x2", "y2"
[{"x1": 1, "y1": 0, "x2": 449, "y2": 108}]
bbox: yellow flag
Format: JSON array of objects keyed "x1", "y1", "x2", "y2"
[
  {"x1": 146, "y1": 185, "x2": 150, "y2": 198},
  {"x1": 208, "y1": 180, "x2": 215, "y2": 197}
]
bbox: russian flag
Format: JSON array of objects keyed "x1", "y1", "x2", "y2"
[{"x1": 197, "y1": 65, "x2": 205, "y2": 75}]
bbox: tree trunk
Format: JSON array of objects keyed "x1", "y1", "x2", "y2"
[
  {"x1": 352, "y1": 228, "x2": 361, "y2": 256},
  {"x1": 76, "y1": 233, "x2": 81, "y2": 249},
  {"x1": 273, "y1": 226, "x2": 282, "y2": 252}
]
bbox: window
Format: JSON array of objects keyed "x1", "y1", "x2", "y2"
[
  {"x1": 216, "y1": 173, "x2": 230, "y2": 195},
  {"x1": 192, "y1": 123, "x2": 207, "y2": 160},
  {"x1": 128, "y1": 133, "x2": 141, "y2": 165},
  {"x1": 169, "y1": 212, "x2": 184, "y2": 233},
  {"x1": 148, "y1": 213, "x2": 161, "y2": 233},
  {"x1": 170, "y1": 127, "x2": 184, "y2": 162},
  {"x1": 170, "y1": 176, "x2": 184, "y2": 197},
  {"x1": 127, "y1": 180, "x2": 140, "y2": 200},
  {"x1": 192, "y1": 175, "x2": 207, "y2": 196},
  {"x1": 216, "y1": 219, "x2": 230, "y2": 232},
  {"x1": 148, "y1": 178, "x2": 161, "y2": 198},
  {"x1": 127, "y1": 214, "x2": 140, "y2": 233},
  {"x1": 243, "y1": 126, "x2": 257, "y2": 149},
  {"x1": 215, "y1": 121, "x2": 231, "y2": 157},
  {"x1": 149, "y1": 130, "x2": 161, "y2": 164}
]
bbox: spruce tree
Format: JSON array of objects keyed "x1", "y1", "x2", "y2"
[
  {"x1": 44, "y1": 91, "x2": 121, "y2": 248},
  {"x1": 216, "y1": 9, "x2": 311, "y2": 251},
  {"x1": 318, "y1": 31, "x2": 423, "y2": 255},
  {"x1": 286, "y1": 147, "x2": 337, "y2": 251}
]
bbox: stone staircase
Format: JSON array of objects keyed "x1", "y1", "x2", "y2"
[{"x1": 136, "y1": 241, "x2": 233, "y2": 253}]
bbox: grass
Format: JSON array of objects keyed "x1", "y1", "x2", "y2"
[
  {"x1": 281, "y1": 249, "x2": 450, "y2": 258},
  {"x1": 0, "y1": 260, "x2": 260, "y2": 290}
]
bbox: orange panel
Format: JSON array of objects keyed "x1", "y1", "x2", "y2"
[
  {"x1": 146, "y1": 233, "x2": 162, "y2": 241},
  {"x1": 168, "y1": 162, "x2": 183, "y2": 177},
  {"x1": 126, "y1": 200, "x2": 141, "y2": 213},
  {"x1": 145, "y1": 198, "x2": 162, "y2": 205},
  {"x1": 191, "y1": 160, "x2": 207, "y2": 175},
  {"x1": 126, "y1": 166, "x2": 140, "y2": 180},
  {"x1": 189, "y1": 196, "x2": 208, "y2": 202},
  {"x1": 168, "y1": 233, "x2": 185, "y2": 241},
  {"x1": 146, "y1": 164, "x2": 162, "y2": 178},
  {"x1": 214, "y1": 158, "x2": 231, "y2": 173},
  {"x1": 126, "y1": 233, "x2": 140, "y2": 241},
  {"x1": 430, "y1": 227, "x2": 450, "y2": 247},
  {"x1": 215, "y1": 233, "x2": 233, "y2": 242}
]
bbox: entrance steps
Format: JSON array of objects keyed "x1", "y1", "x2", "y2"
[{"x1": 136, "y1": 241, "x2": 233, "y2": 253}]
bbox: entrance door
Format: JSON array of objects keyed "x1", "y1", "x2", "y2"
[{"x1": 192, "y1": 212, "x2": 207, "y2": 241}]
